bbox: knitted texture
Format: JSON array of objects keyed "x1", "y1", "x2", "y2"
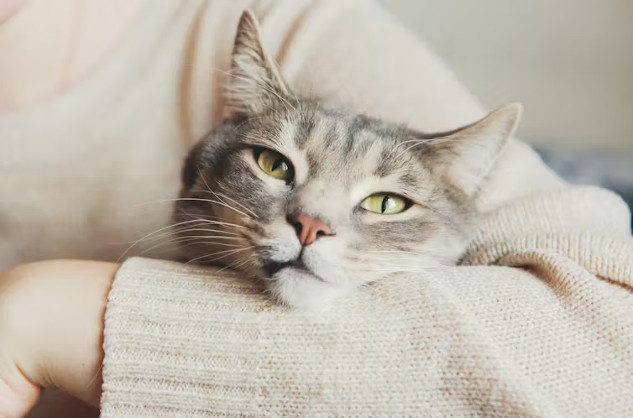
[{"x1": 102, "y1": 186, "x2": 633, "y2": 416}]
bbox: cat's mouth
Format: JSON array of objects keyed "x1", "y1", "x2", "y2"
[{"x1": 265, "y1": 259, "x2": 325, "y2": 282}]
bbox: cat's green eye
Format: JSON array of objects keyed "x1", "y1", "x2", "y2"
[
  {"x1": 255, "y1": 148, "x2": 294, "y2": 182},
  {"x1": 361, "y1": 193, "x2": 410, "y2": 215}
]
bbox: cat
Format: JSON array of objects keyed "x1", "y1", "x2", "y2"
[{"x1": 173, "y1": 10, "x2": 522, "y2": 308}]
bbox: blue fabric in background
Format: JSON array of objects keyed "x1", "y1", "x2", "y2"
[{"x1": 537, "y1": 148, "x2": 633, "y2": 231}]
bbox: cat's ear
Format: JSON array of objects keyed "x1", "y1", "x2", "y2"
[
  {"x1": 225, "y1": 10, "x2": 292, "y2": 117},
  {"x1": 424, "y1": 103, "x2": 523, "y2": 196}
]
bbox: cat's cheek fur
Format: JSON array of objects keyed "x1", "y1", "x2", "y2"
[{"x1": 269, "y1": 267, "x2": 356, "y2": 309}]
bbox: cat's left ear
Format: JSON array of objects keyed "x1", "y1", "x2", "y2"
[
  {"x1": 423, "y1": 103, "x2": 523, "y2": 197},
  {"x1": 224, "y1": 10, "x2": 292, "y2": 117}
]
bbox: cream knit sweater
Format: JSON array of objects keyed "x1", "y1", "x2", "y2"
[{"x1": 1, "y1": 0, "x2": 631, "y2": 416}]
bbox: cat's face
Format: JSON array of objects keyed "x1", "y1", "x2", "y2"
[{"x1": 173, "y1": 11, "x2": 521, "y2": 308}]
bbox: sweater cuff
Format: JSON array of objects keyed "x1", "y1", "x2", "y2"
[
  {"x1": 101, "y1": 257, "x2": 268, "y2": 415},
  {"x1": 100, "y1": 257, "x2": 547, "y2": 416}
]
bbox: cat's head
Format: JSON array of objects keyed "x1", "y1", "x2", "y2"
[{"x1": 174, "y1": 11, "x2": 521, "y2": 308}]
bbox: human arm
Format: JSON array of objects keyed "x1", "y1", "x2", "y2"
[{"x1": 0, "y1": 260, "x2": 117, "y2": 417}]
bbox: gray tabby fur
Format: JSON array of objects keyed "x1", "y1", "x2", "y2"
[{"x1": 173, "y1": 10, "x2": 522, "y2": 308}]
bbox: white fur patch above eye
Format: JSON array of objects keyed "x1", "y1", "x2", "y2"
[
  {"x1": 275, "y1": 120, "x2": 310, "y2": 185},
  {"x1": 359, "y1": 141, "x2": 384, "y2": 173}
]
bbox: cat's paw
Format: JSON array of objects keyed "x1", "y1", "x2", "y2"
[{"x1": 268, "y1": 267, "x2": 355, "y2": 309}]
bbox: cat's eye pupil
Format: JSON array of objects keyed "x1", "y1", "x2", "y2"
[
  {"x1": 381, "y1": 196, "x2": 389, "y2": 213},
  {"x1": 271, "y1": 157, "x2": 282, "y2": 172}
]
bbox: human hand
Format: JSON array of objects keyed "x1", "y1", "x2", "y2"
[{"x1": 0, "y1": 260, "x2": 119, "y2": 417}]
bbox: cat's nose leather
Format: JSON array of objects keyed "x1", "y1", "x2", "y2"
[{"x1": 291, "y1": 214, "x2": 332, "y2": 246}]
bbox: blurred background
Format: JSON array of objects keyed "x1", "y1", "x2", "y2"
[{"x1": 381, "y1": 0, "x2": 633, "y2": 225}]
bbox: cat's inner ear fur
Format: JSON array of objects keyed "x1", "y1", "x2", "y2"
[
  {"x1": 422, "y1": 103, "x2": 523, "y2": 197},
  {"x1": 224, "y1": 10, "x2": 292, "y2": 117}
]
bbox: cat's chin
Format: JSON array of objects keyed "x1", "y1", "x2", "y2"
[{"x1": 267, "y1": 267, "x2": 355, "y2": 309}]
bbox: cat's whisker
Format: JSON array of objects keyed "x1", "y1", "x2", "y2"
[
  {"x1": 196, "y1": 170, "x2": 257, "y2": 219},
  {"x1": 179, "y1": 240, "x2": 245, "y2": 248},
  {"x1": 118, "y1": 215, "x2": 248, "y2": 261},
  {"x1": 205, "y1": 189, "x2": 256, "y2": 219},
  {"x1": 170, "y1": 235, "x2": 243, "y2": 243},
  {"x1": 117, "y1": 218, "x2": 226, "y2": 261},
  {"x1": 170, "y1": 212, "x2": 247, "y2": 230},
  {"x1": 214, "y1": 191, "x2": 258, "y2": 218},
  {"x1": 137, "y1": 235, "x2": 244, "y2": 257},
  {"x1": 113, "y1": 219, "x2": 220, "y2": 245},
  {"x1": 137, "y1": 225, "x2": 243, "y2": 251},
  {"x1": 139, "y1": 225, "x2": 242, "y2": 245},
  {"x1": 170, "y1": 226, "x2": 242, "y2": 237},
  {"x1": 177, "y1": 209, "x2": 247, "y2": 226},
  {"x1": 145, "y1": 197, "x2": 252, "y2": 219},
  {"x1": 233, "y1": 257, "x2": 255, "y2": 270},
  {"x1": 185, "y1": 246, "x2": 255, "y2": 265},
  {"x1": 215, "y1": 255, "x2": 254, "y2": 274}
]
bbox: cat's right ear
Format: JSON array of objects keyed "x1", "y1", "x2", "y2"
[
  {"x1": 422, "y1": 103, "x2": 523, "y2": 197},
  {"x1": 224, "y1": 10, "x2": 292, "y2": 118}
]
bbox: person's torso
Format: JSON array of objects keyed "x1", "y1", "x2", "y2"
[{"x1": 0, "y1": 0, "x2": 257, "y2": 269}]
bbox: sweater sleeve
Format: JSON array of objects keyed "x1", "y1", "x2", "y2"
[
  {"x1": 101, "y1": 258, "x2": 554, "y2": 416},
  {"x1": 101, "y1": 187, "x2": 633, "y2": 416}
]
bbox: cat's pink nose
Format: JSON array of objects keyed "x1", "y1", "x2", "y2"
[{"x1": 292, "y1": 214, "x2": 332, "y2": 246}]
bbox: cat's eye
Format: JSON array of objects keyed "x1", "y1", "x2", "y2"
[
  {"x1": 254, "y1": 148, "x2": 294, "y2": 182},
  {"x1": 361, "y1": 193, "x2": 410, "y2": 215}
]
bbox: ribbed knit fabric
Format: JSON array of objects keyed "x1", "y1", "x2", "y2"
[{"x1": 102, "y1": 186, "x2": 633, "y2": 416}]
